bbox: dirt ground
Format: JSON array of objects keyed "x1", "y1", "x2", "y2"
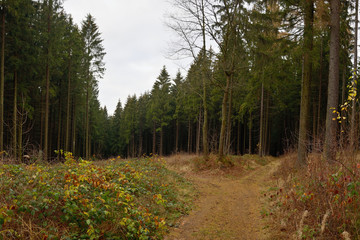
[{"x1": 165, "y1": 156, "x2": 281, "y2": 240}]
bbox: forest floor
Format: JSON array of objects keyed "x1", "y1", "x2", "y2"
[{"x1": 164, "y1": 154, "x2": 282, "y2": 240}]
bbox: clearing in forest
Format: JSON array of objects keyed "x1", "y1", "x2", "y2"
[{"x1": 165, "y1": 155, "x2": 281, "y2": 240}]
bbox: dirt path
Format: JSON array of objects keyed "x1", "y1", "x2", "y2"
[{"x1": 165, "y1": 159, "x2": 281, "y2": 240}]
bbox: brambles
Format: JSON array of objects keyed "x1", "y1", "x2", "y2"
[{"x1": 0, "y1": 153, "x2": 194, "y2": 239}]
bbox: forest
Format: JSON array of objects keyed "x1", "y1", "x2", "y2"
[
  {"x1": 2, "y1": 0, "x2": 360, "y2": 239},
  {"x1": 0, "y1": 0, "x2": 357, "y2": 165}
]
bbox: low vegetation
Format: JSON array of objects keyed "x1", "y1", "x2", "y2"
[
  {"x1": 0, "y1": 153, "x2": 195, "y2": 239},
  {"x1": 264, "y1": 152, "x2": 360, "y2": 239}
]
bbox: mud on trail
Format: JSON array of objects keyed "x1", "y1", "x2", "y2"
[{"x1": 165, "y1": 156, "x2": 281, "y2": 240}]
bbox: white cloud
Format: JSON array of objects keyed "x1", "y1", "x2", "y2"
[{"x1": 63, "y1": 0, "x2": 191, "y2": 115}]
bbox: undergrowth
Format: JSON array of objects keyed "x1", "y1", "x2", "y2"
[
  {"x1": 265, "y1": 152, "x2": 360, "y2": 239},
  {"x1": 0, "y1": 152, "x2": 194, "y2": 239}
]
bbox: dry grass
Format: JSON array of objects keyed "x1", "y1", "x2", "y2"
[{"x1": 265, "y1": 151, "x2": 360, "y2": 239}]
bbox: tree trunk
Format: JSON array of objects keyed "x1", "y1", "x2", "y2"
[
  {"x1": 72, "y1": 99, "x2": 76, "y2": 154},
  {"x1": 237, "y1": 119, "x2": 241, "y2": 155},
  {"x1": 243, "y1": 121, "x2": 246, "y2": 154},
  {"x1": 340, "y1": 69, "x2": 346, "y2": 146},
  {"x1": 350, "y1": 0, "x2": 358, "y2": 151},
  {"x1": 226, "y1": 81, "x2": 233, "y2": 155},
  {"x1": 187, "y1": 120, "x2": 191, "y2": 153},
  {"x1": 65, "y1": 60, "x2": 71, "y2": 152},
  {"x1": 316, "y1": 40, "x2": 323, "y2": 151},
  {"x1": 18, "y1": 97, "x2": 23, "y2": 160},
  {"x1": 218, "y1": 74, "x2": 230, "y2": 159},
  {"x1": 175, "y1": 119, "x2": 179, "y2": 153},
  {"x1": 13, "y1": 72, "x2": 17, "y2": 160},
  {"x1": 152, "y1": 121, "x2": 156, "y2": 155},
  {"x1": 139, "y1": 127, "x2": 143, "y2": 157},
  {"x1": 160, "y1": 127, "x2": 163, "y2": 156},
  {"x1": 57, "y1": 95, "x2": 62, "y2": 161},
  {"x1": 196, "y1": 109, "x2": 202, "y2": 155},
  {"x1": 249, "y1": 112, "x2": 252, "y2": 154},
  {"x1": 324, "y1": 0, "x2": 340, "y2": 162},
  {"x1": 85, "y1": 82, "x2": 89, "y2": 159},
  {"x1": 264, "y1": 91, "x2": 270, "y2": 156},
  {"x1": 297, "y1": 0, "x2": 314, "y2": 166},
  {"x1": 44, "y1": 0, "x2": 52, "y2": 161},
  {"x1": 259, "y1": 83, "x2": 264, "y2": 157},
  {"x1": 0, "y1": 7, "x2": 4, "y2": 154}
]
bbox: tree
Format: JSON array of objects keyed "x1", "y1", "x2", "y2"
[
  {"x1": 168, "y1": 0, "x2": 211, "y2": 158},
  {"x1": 297, "y1": 0, "x2": 314, "y2": 166},
  {"x1": 150, "y1": 66, "x2": 172, "y2": 156},
  {"x1": 81, "y1": 14, "x2": 105, "y2": 160},
  {"x1": 324, "y1": 0, "x2": 340, "y2": 162}
]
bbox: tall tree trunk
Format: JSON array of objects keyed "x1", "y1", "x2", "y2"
[
  {"x1": 316, "y1": 40, "x2": 323, "y2": 151},
  {"x1": 65, "y1": 60, "x2": 71, "y2": 152},
  {"x1": 340, "y1": 69, "x2": 346, "y2": 146},
  {"x1": 237, "y1": 120, "x2": 241, "y2": 155},
  {"x1": 0, "y1": 7, "x2": 4, "y2": 155},
  {"x1": 200, "y1": 0, "x2": 209, "y2": 158},
  {"x1": 139, "y1": 127, "x2": 143, "y2": 157},
  {"x1": 18, "y1": 96, "x2": 23, "y2": 160},
  {"x1": 44, "y1": 0, "x2": 52, "y2": 161},
  {"x1": 187, "y1": 120, "x2": 191, "y2": 153},
  {"x1": 259, "y1": 83, "x2": 264, "y2": 157},
  {"x1": 85, "y1": 82, "x2": 89, "y2": 159},
  {"x1": 264, "y1": 91, "x2": 270, "y2": 156},
  {"x1": 13, "y1": 72, "x2": 17, "y2": 160},
  {"x1": 175, "y1": 119, "x2": 179, "y2": 153},
  {"x1": 160, "y1": 127, "x2": 163, "y2": 156},
  {"x1": 57, "y1": 95, "x2": 62, "y2": 161},
  {"x1": 226, "y1": 81, "x2": 233, "y2": 155},
  {"x1": 218, "y1": 74, "x2": 231, "y2": 159},
  {"x1": 249, "y1": 113, "x2": 252, "y2": 154},
  {"x1": 350, "y1": 0, "x2": 358, "y2": 151},
  {"x1": 297, "y1": 0, "x2": 314, "y2": 166},
  {"x1": 196, "y1": 109, "x2": 202, "y2": 155},
  {"x1": 243, "y1": 121, "x2": 246, "y2": 154},
  {"x1": 72, "y1": 99, "x2": 76, "y2": 154},
  {"x1": 152, "y1": 121, "x2": 156, "y2": 155},
  {"x1": 324, "y1": 0, "x2": 340, "y2": 162}
]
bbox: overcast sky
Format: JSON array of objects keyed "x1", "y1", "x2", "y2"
[{"x1": 63, "y1": 0, "x2": 191, "y2": 115}]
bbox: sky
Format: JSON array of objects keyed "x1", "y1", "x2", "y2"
[{"x1": 62, "y1": 0, "x2": 191, "y2": 115}]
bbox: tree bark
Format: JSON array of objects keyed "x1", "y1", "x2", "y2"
[
  {"x1": 218, "y1": 74, "x2": 230, "y2": 159},
  {"x1": 85, "y1": 82, "x2": 89, "y2": 159},
  {"x1": 196, "y1": 108, "x2": 202, "y2": 155},
  {"x1": 316, "y1": 40, "x2": 323, "y2": 151},
  {"x1": 72, "y1": 99, "x2": 76, "y2": 154},
  {"x1": 44, "y1": 0, "x2": 52, "y2": 161},
  {"x1": 57, "y1": 93, "x2": 62, "y2": 161},
  {"x1": 297, "y1": 0, "x2": 314, "y2": 166},
  {"x1": 249, "y1": 112, "x2": 252, "y2": 154},
  {"x1": 13, "y1": 72, "x2": 17, "y2": 160},
  {"x1": 201, "y1": 0, "x2": 209, "y2": 158},
  {"x1": 226, "y1": 80, "x2": 233, "y2": 155},
  {"x1": 152, "y1": 121, "x2": 156, "y2": 155},
  {"x1": 160, "y1": 127, "x2": 163, "y2": 156},
  {"x1": 18, "y1": 97, "x2": 23, "y2": 160},
  {"x1": 324, "y1": 0, "x2": 340, "y2": 162},
  {"x1": 65, "y1": 59, "x2": 71, "y2": 152},
  {"x1": 264, "y1": 91, "x2": 270, "y2": 155},
  {"x1": 350, "y1": 0, "x2": 358, "y2": 151},
  {"x1": 187, "y1": 120, "x2": 191, "y2": 153},
  {"x1": 259, "y1": 83, "x2": 264, "y2": 157},
  {"x1": 0, "y1": 6, "x2": 4, "y2": 154},
  {"x1": 175, "y1": 119, "x2": 179, "y2": 153}
]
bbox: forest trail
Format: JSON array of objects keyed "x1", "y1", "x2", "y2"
[{"x1": 165, "y1": 157, "x2": 281, "y2": 240}]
